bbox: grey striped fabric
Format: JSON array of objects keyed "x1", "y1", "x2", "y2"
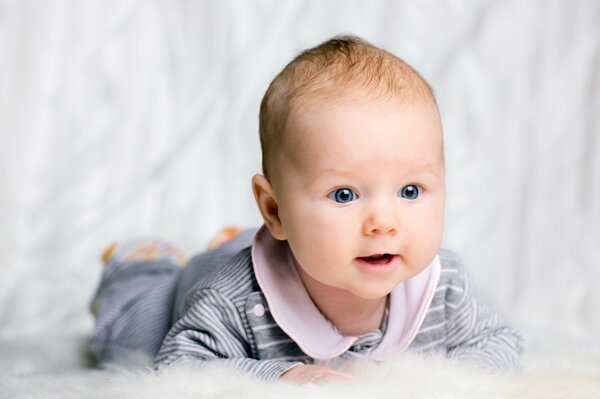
[
  {"x1": 90, "y1": 233, "x2": 523, "y2": 380},
  {"x1": 89, "y1": 258, "x2": 180, "y2": 361}
]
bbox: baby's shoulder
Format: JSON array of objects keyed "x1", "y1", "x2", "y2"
[
  {"x1": 433, "y1": 249, "x2": 481, "y2": 311},
  {"x1": 191, "y1": 247, "x2": 257, "y2": 291},
  {"x1": 436, "y1": 248, "x2": 469, "y2": 290},
  {"x1": 438, "y1": 248, "x2": 464, "y2": 270},
  {"x1": 176, "y1": 247, "x2": 260, "y2": 314},
  {"x1": 438, "y1": 248, "x2": 467, "y2": 274}
]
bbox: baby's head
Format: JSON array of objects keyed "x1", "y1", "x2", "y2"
[{"x1": 253, "y1": 36, "x2": 445, "y2": 301}]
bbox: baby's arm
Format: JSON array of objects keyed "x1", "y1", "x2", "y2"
[
  {"x1": 154, "y1": 288, "x2": 303, "y2": 380},
  {"x1": 442, "y1": 252, "x2": 523, "y2": 371}
]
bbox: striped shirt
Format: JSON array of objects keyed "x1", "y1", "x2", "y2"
[{"x1": 154, "y1": 231, "x2": 522, "y2": 380}]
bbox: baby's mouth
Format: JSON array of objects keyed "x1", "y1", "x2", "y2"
[{"x1": 357, "y1": 253, "x2": 396, "y2": 265}]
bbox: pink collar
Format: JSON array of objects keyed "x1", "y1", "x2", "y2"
[{"x1": 251, "y1": 225, "x2": 441, "y2": 360}]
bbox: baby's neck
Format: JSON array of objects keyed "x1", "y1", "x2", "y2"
[
  {"x1": 319, "y1": 294, "x2": 388, "y2": 336},
  {"x1": 295, "y1": 267, "x2": 388, "y2": 336}
]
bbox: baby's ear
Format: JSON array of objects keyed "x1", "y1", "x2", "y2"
[{"x1": 251, "y1": 175, "x2": 286, "y2": 240}]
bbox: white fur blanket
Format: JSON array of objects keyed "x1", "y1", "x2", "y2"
[{"x1": 1, "y1": 334, "x2": 599, "y2": 398}]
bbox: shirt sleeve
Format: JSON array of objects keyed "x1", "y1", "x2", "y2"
[
  {"x1": 443, "y1": 254, "x2": 524, "y2": 371},
  {"x1": 154, "y1": 288, "x2": 303, "y2": 380}
]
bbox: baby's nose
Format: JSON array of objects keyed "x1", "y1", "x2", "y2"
[{"x1": 362, "y1": 213, "x2": 398, "y2": 236}]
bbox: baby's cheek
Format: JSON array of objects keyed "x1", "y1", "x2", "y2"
[
  {"x1": 302, "y1": 229, "x2": 343, "y2": 263},
  {"x1": 287, "y1": 203, "x2": 355, "y2": 254},
  {"x1": 414, "y1": 229, "x2": 443, "y2": 264}
]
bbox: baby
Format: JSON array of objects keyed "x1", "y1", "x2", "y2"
[{"x1": 89, "y1": 36, "x2": 522, "y2": 383}]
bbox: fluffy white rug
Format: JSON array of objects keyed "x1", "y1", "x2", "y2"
[{"x1": 2, "y1": 334, "x2": 599, "y2": 399}]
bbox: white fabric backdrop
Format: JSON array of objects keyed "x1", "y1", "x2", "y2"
[{"x1": 0, "y1": 0, "x2": 598, "y2": 354}]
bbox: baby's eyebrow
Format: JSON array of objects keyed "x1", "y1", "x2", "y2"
[
  {"x1": 305, "y1": 168, "x2": 355, "y2": 186},
  {"x1": 321, "y1": 167, "x2": 352, "y2": 175},
  {"x1": 414, "y1": 165, "x2": 444, "y2": 177},
  {"x1": 395, "y1": 158, "x2": 444, "y2": 175},
  {"x1": 308, "y1": 164, "x2": 443, "y2": 186}
]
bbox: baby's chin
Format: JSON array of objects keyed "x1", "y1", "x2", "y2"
[{"x1": 344, "y1": 285, "x2": 395, "y2": 301}]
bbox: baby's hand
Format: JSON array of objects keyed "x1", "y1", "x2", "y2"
[{"x1": 280, "y1": 364, "x2": 354, "y2": 384}]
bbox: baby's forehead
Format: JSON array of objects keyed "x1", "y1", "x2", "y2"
[
  {"x1": 280, "y1": 97, "x2": 442, "y2": 166},
  {"x1": 285, "y1": 92, "x2": 440, "y2": 139}
]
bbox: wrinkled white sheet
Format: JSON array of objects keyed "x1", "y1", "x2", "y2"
[{"x1": 0, "y1": 0, "x2": 599, "y2": 373}]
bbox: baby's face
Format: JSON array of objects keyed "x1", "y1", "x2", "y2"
[{"x1": 271, "y1": 96, "x2": 445, "y2": 300}]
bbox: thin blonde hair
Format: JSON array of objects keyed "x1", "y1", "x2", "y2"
[{"x1": 259, "y1": 35, "x2": 437, "y2": 180}]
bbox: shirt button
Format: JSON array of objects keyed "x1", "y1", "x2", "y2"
[{"x1": 252, "y1": 304, "x2": 265, "y2": 317}]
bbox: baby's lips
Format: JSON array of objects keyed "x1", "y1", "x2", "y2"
[{"x1": 357, "y1": 253, "x2": 397, "y2": 264}]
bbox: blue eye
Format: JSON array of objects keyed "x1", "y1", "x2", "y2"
[
  {"x1": 329, "y1": 188, "x2": 357, "y2": 203},
  {"x1": 400, "y1": 185, "x2": 421, "y2": 200}
]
